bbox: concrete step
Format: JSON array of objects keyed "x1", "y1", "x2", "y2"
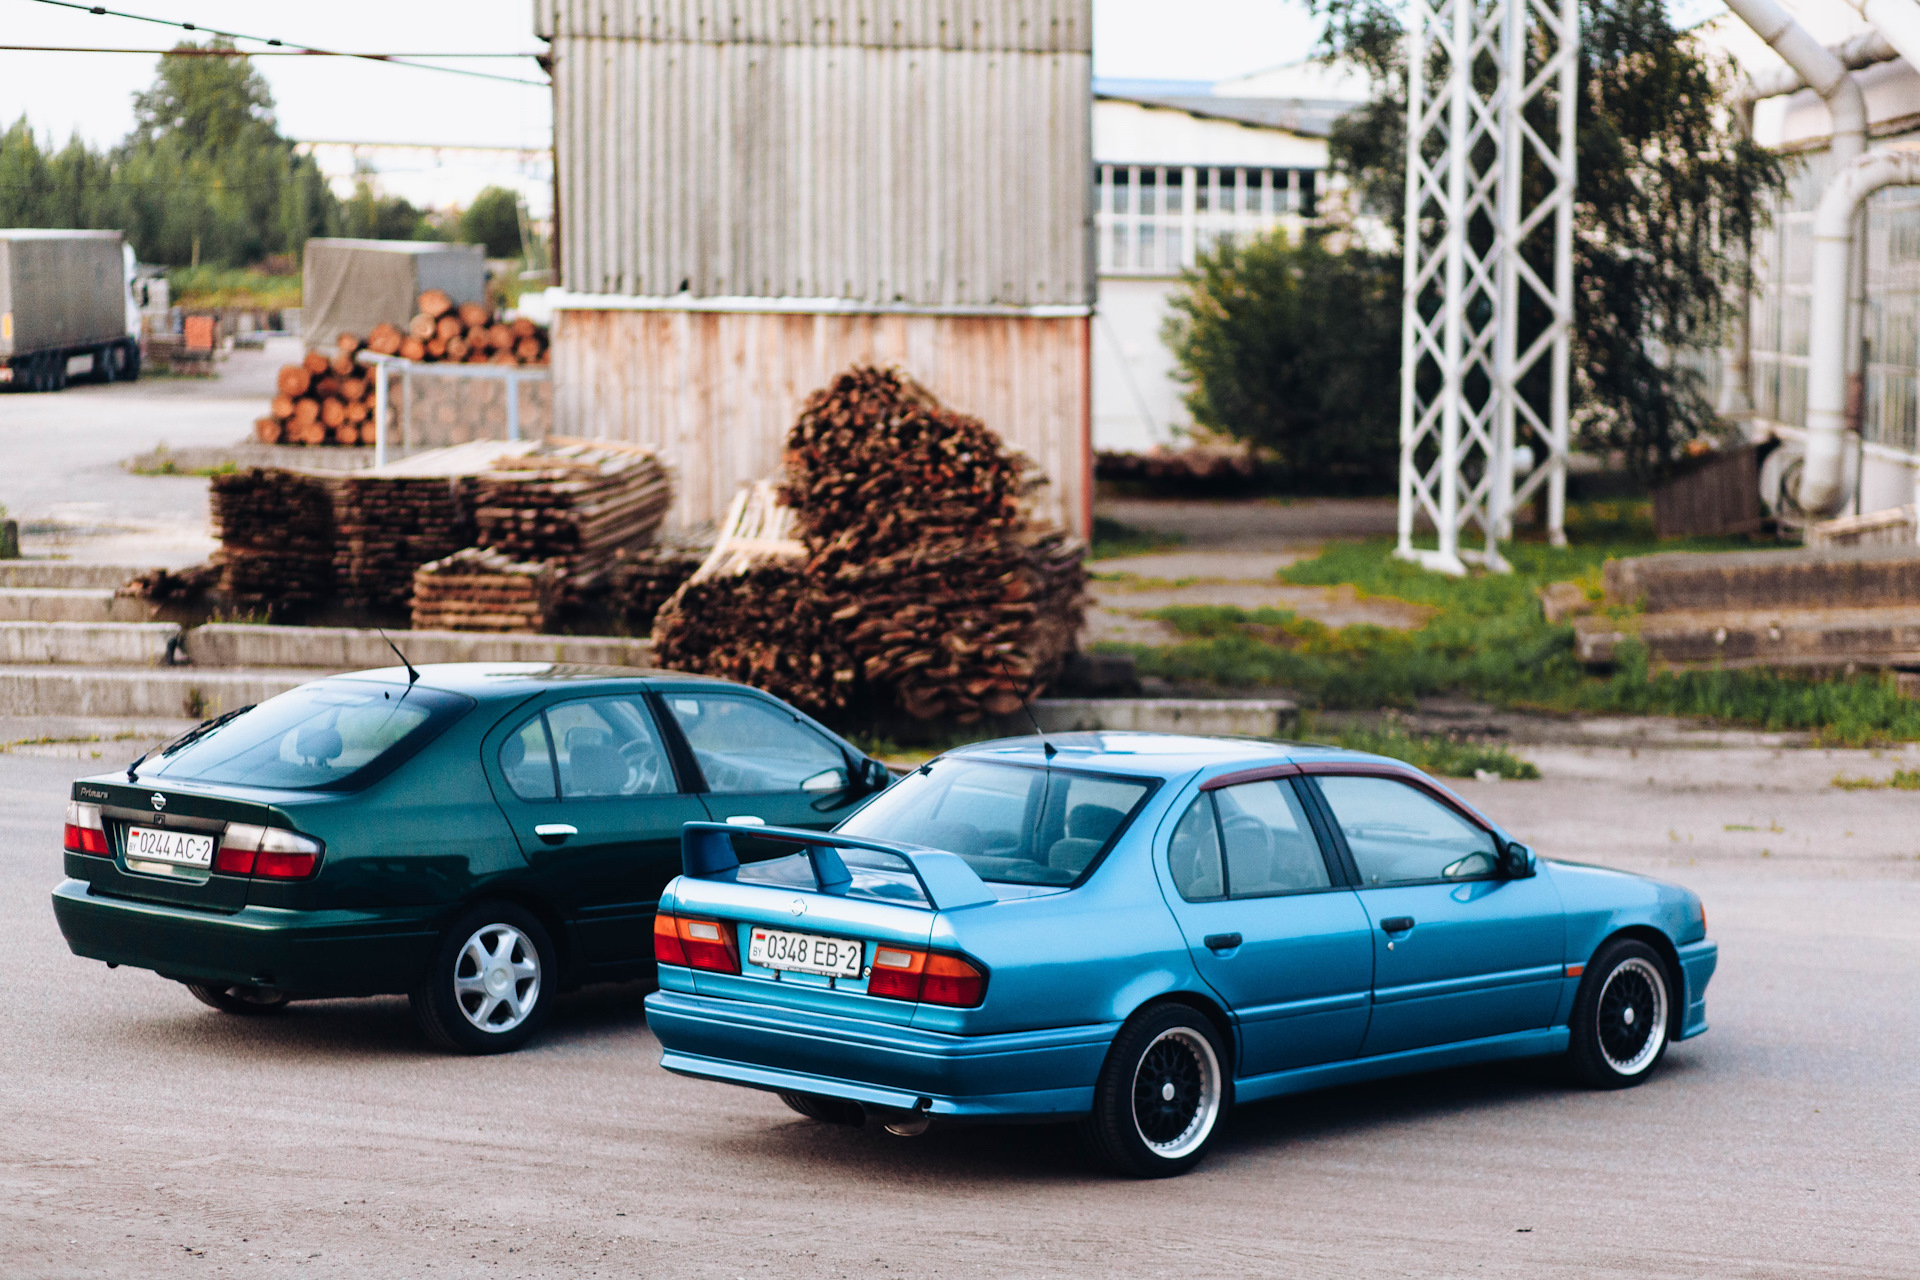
[
  {"x1": 1033, "y1": 698, "x2": 1298, "y2": 737},
  {"x1": 1605, "y1": 545, "x2": 1920, "y2": 614},
  {"x1": 184, "y1": 624, "x2": 655, "y2": 670},
  {"x1": 0, "y1": 588, "x2": 156, "y2": 623},
  {"x1": 0, "y1": 563, "x2": 154, "y2": 590},
  {"x1": 1574, "y1": 606, "x2": 1920, "y2": 671},
  {"x1": 0, "y1": 666, "x2": 308, "y2": 719},
  {"x1": 0, "y1": 622, "x2": 181, "y2": 666}
]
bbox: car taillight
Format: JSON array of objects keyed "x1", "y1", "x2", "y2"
[
  {"x1": 866, "y1": 946, "x2": 986, "y2": 1007},
  {"x1": 653, "y1": 913, "x2": 738, "y2": 973},
  {"x1": 213, "y1": 823, "x2": 322, "y2": 879},
  {"x1": 64, "y1": 802, "x2": 107, "y2": 855}
]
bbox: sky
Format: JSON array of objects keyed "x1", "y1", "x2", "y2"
[{"x1": 0, "y1": 0, "x2": 1808, "y2": 216}]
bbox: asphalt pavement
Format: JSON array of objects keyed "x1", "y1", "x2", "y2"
[{"x1": 3, "y1": 744, "x2": 1916, "y2": 1278}]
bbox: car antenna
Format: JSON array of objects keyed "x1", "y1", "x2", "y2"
[
  {"x1": 377, "y1": 628, "x2": 420, "y2": 685},
  {"x1": 996, "y1": 654, "x2": 1054, "y2": 759}
]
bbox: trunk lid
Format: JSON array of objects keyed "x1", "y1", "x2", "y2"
[{"x1": 69, "y1": 776, "x2": 303, "y2": 914}]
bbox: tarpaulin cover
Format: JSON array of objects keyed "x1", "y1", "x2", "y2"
[{"x1": 301, "y1": 239, "x2": 485, "y2": 351}]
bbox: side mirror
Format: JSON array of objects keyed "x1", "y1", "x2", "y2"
[
  {"x1": 858, "y1": 757, "x2": 893, "y2": 793},
  {"x1": 1499, "y1": 841, "x2": 1536, "y2": 879}
]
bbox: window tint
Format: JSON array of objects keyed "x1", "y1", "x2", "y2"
[
  {"x1": 1168, "y1": 795, "x2": 1224, "y2": 900},
  {"x1": 664, "y1": 693, "x2": 848, "y2": 794},
  {"x1": 836, "y1": 758, "x2": 1155, "y2": 886},
  {"x1": 547, "y1": 696, "x2": 675, "y2": 798},
  {"x1": 1317, "y1": 775, "x2": 1498, "y2": 886},
  {"x1": 499, "y1": 713, "x2": 556, "y2": 800},
  {"x1": 1215, "y1": 778, "x2": 1330, "y2": 894}
]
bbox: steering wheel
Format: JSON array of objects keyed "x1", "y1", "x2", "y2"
[{"x1": 616, "y1": 739, "x2": 664, "y2": 793}]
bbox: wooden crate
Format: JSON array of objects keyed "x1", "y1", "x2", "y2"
[{"x1": 1653, "y1": 446, "x2": 1762, "y2": 539}]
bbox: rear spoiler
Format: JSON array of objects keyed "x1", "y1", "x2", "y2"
[{"x1": 679, "y1": 822, "x2": 997, "y2": 911}]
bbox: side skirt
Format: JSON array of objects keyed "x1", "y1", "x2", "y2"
[{"x1": 1233, "y1": 1027, "x2": 1571, "y2": 1106}]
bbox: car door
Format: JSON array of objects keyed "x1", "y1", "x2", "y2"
[
  {"x1": 1305, "y1": 771, "x2": 1565, "y2": 1058},
  {"x1": 655, "y1": 689, "x2": 870, "y2": 834},
  {"x1": 484, "y1": 692, "x2": 708, "y2": 967},
  {"x1": 1156, "y1": 774, "x2": 1375, "y2": 1078}
]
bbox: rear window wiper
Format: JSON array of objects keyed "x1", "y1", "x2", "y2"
[{"x1": 126, "y1": 704, "x2": 256, "y2": 781}]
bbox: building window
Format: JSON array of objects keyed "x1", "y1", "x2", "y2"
[{"x1": 1095, "y1": 162, "x2": 1320, "y2": 276}]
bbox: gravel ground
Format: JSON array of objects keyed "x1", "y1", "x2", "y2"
[{"x1": 4, "y1": 744, "x2": 1917, "y2": 1278}]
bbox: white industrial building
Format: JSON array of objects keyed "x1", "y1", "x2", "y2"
[{"x1": 1090, "y1": 61, "x2": 1370, "y2": 453}]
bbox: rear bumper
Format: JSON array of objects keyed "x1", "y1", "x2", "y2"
[
  {"x1": 51, "y1": 878, "x2": 440, "y2": 996},
  {"x1": 644, "y1": 988, "x2": 1115, "y2": 1120},
  {"x1": 1676, "y1": 938, "x2": 1717, "y2": 1040}
]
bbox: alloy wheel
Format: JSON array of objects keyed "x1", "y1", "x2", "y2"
[
  {"x1": 1596, "y1": 956, "x2": 1668, "y2": 1075},
  {"x1": 1130, "y1": 1027, "x2": 1222, "y2": 1159},
  {"x1": 452, "y1": 923, "x2": 542, "y2": 1033}
]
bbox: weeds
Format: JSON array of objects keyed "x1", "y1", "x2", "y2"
[
  {"x1": 167, "y1": 266, "x2": 301, "y2": 310},
  {"x1": 1092, "y1": 523, "x2": 1920, "y2": 746},
  {"x1": 1301, "y1": 720, "x2": 1540, "y2": 779},
  {"x1": 131, "y1": 458, "x2": 238, "y2": 478},
  {"x1": 1831, "y1": 769, "x2": 1920, "y2": 790}
]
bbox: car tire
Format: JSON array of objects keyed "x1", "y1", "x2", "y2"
[
  {"x1": 410, "y1": 904, "x2": 557, "y2": 1055},
  {"x1": 1568, "y1": 938, "x2": 1674, "y2": 1089},
  {"x1": 185, "y1": 981, "x2": 290, "y2": 1015},
  {"x1": 778, "y1": 1091, "x2": 867, "y2": 1126},
  {"x1": 1080, "y1": 1002, "x2": 1231, "y2": 1178}
]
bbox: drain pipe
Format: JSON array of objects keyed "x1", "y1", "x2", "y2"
[
  {"x1": 1724, "y1": 0, "x2": 1867, "y2": 170},
  {"x1": 1805, "y1": 151, "x2": 1920, "y2": 513},
  {"x1": 1840, "y1": 0, "x2": 1920, "y2": 74}
]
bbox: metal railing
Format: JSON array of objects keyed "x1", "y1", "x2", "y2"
[{"x1": 355, "y1": 351, "x2": 553, "y2": 468}]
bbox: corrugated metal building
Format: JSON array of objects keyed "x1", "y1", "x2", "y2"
[{"x1": 533, "y1": 0, "x2": 1094, "y2": 533}]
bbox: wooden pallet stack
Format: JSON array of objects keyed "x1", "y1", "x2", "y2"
[
  {"x1": 466, "y1": 440, "x2": 673, "y2": 587},
  {"x1": 330, "y1": 474, "x2": 474, "y2": 610},
  {"x1": 207, "y1": 468, "x2": 338, "y2": 613},
  {"x1": 654, "y1": 367, "x2": 1087, "y2": 721},
  {"x1": 607, "y1": 545, "x2": 706, "y2": 633},
  {"x1": 411, "y1": 547, "x2": 560, "y2": 634}
]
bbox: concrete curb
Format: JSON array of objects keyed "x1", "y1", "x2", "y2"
[
  {"x1": 0, "y1": 589, "x2": 156, "y2": 623},
  {"x1": 0, "y1": 622, "x2": 180, "y2": 666}
]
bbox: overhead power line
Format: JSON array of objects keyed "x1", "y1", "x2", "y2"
[
  {"x1": 1, "y1": 45, "x2": 544, "y2": 57},
  {"x1": 25, "y1": 0, "x2": 550, "y2": 86}
]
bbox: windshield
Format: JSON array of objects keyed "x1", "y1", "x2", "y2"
[
  {"x1": 141, "y1": 680, "x2": 472, "y2": 791},
  {"x1": 835, "y1": 757, "x2": 1157, "y2": 886}
]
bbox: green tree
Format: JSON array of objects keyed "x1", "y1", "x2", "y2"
[
  {"x1": 340, "y1": 177, "x2": 441, "y2": 242},
  {"x1": 1163, "y1": 231, "x2": 1402, "y2": 488},
  {"x1": 1314, "y1": 0, "x2": 1784, "y2": 484},
  {"x1": 461, "y1": 186, "x2": 524, "y2": 257}
]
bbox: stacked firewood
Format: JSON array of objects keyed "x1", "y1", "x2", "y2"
[
  {"x1": 207, "y1": 468, "x2": 337, "y2": 613},
  {"x1": 257, "y1": 291, "x2": 549, "y2": 448},
  {"x1": 466, "y1": 440, "x2": 672, "y2": 584},
  {"x1": 607, "y1": 545, "x2": 706, "y2": 634},
  {"x1": 654, "y1": 366, "x2": 1087, "y2": 721},
  {"x1": 411, "y1": 547, "x2": 559, "y2": 634},
  {"x1": 257, "y1": 343, "x2": 378, "y2": 447},
  {"x1": 331, "y1": 475, "x2": 474, "y2": 610},
  {"x1": 116, "y1": 562, "x2": 220, "y2": 605}
]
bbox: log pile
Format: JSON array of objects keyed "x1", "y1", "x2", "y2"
[
  {"x1": 411, "y1": 547, "x2": 559, "y2": 634},
  {"x1": 116, "y1": 561, "x2": 220, "y2": 605},
  {"x1": 607, "y1": 545, "x2": 706, "y2": 633},
  {"x1": 207, "y1": 468, "x2": 338, "y2": 613},
  {"x1": 654, "y1": 366, "x2": 1087, "y2": 721},
  {"x1": 331, "y1": 474, "x2": 474, "y2": 610},
  {"x1": 257, "y1": 291, "x2": 549, "y2": 448},
  {"x1": 466, "y1": 440, "x2": 673, "y2": 584}
]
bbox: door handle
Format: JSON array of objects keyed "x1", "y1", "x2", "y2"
[
  {"x1": 1380, "y1": 916, "x2": 1415, "y2": 934},
  {"x1": 533, "y1": 824, "x2": 577, "y2": 845},
  {"x1": 1203, "y1": 932, "x2": 1243, "y2": 952}
]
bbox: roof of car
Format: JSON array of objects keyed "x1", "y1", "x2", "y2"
[
  {"x1": 945, "y1": 732, "x2": 1399, "y2": 779},
  {"x1": 326, "y1": 662, "x2": 739, "y2": 700}
]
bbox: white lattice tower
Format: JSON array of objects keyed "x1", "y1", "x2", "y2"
[{"x1": 1398, "y1": 0, "x2": 1577, "y2": 573}]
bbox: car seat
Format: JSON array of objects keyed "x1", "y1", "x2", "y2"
[
  {"x1": 564, "y1": 727, "x2": 628, "y2": 797},
  {"x1": 1047, "y1": 803, "x2": 1128, "y2": 876}
]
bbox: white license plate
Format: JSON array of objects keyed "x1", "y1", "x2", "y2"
[
  {"x1": 747, "y1": 927, "x2": 864, "y2": 979},
  {"x1": 124, "y1": 825, "x2": 215, "y2": 869}
]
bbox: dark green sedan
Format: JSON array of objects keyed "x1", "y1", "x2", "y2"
[{"x1": 52, "y1": 663, "x2": 891, "y2": 1053}]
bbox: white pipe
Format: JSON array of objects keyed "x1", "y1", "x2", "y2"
[
  {"x1": 1843, "y1": 0, "x2": 1920, "y2": 78},
  {"x1": 1737, "y1": 28, "x2": 1898, "y2": 105},
  {"x1": 1804, "y1": 151, "x2": 1920, "y2": 513},
  {"x1": 1724, "y1": 0, "x2": 1866, "y2": 164}
]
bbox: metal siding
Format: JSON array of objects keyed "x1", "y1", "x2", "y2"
[
  {"x1": 549, "y1": 309, "x2": 1089, "y2": 532},
  {"x1": 542, "y1": 1, "x2": 1090, "y2": 306}
]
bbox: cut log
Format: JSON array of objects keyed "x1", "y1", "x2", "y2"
[
  {"x1": 255, "y1": 416, "x2": 282, "y2": 444},
  {"x1": 277, "y1": 365, "x2": 311, "y2": 397},
  {"x1": 302, "y1": 351, "x2": 330, "y2": 377},
  {"x1": 418, "y1": 289, "x2": 454, "y2": 318}
]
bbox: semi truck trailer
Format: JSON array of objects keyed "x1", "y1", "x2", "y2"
[{"x1": 0, "y1": 229, "x2": 142, "y2": 392}]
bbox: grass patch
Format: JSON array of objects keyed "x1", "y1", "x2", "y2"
[
  {"x1": 1303, "y1": 720, "x2": 1539, "y2": 779},
  {"x1": 1090, "y1": 516, "x2": 1185, "y2": 561},
  {"x1": 1831, "y1": 769, "x2": 1920, "y2": 790},
  {"x1": 131, "y1": 458, "x2": 239, "y2": 478},
  {"x1": 167, "y1": 266, "x2": 301, "y2": 310},
  {"x1": 1091, "y1": 511, "x2": 1920, "y2": 746}
]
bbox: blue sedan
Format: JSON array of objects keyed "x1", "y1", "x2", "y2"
[{"x1": 645, "y1": 733, "x2": 1716, "y2": 1176}]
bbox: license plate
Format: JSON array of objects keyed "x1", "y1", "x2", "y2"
[
  {"x1": 124, "y1": 825, "x2": 215, "y2": 869},
  {"x1": 747, "y1": 927, "x2": 864, "y2": 979}
]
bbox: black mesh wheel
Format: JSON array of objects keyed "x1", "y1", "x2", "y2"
[
  {"x1": 1569, "y1": 938, "x2": 1673, "y2": 1088},
  {"x1": 1080, "y1": 1003, "x2": 1229, "y2": 1178}
]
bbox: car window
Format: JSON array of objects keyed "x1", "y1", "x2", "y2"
[
  {"x1": 1215, "y1": 778, "x2": 1331, "y2": 894},
  {"x1": 835, "y1": 758, "x2": 1156, "y2": 886},
  {"x1": 1168, "y1": 794, "x2": 1225, "y2": 901},
  {"x1": 499, "y1": 713, "x2": 557, "y2": 800},
  {"x1": 1316, "y1": 775, "x2": 1498, "y2": 886},
  {"x1": 546, "y1": 696, "x2": 675, "y2": 798},
  {"x1": 663, "y1": 692, "x2": 848, "y2": 794}
]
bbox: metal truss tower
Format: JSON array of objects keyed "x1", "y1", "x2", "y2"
[{"x1": 1398, "y1": 0, "x2": 1578, "y2": 574}]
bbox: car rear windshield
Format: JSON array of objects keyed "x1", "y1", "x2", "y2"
[
  {"x1": 140, "y1": 680, "x2": 473, "y2": 792},
  {"x1": 834, "y1": 757, "x2": 1158, "y2": 886}
]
